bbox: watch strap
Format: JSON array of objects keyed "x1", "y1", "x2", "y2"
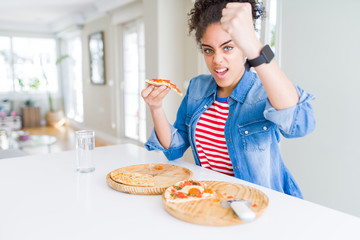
[{"x1": 247, "y1": 44, "x2": 274, "y2": 67}]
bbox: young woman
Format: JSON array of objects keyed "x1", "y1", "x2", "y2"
[{"x1": 141, "y1": 0, "x2": 315, "y2": 198}]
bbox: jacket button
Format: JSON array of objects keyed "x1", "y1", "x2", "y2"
[
  {"x1": 227, "y1": 138, "x2": 231, "y2": 142},
  {"x1": 263, "y1": 126, "x2": 267, "y2": 130},
  {"x1": 234, "y1": 166, "x2": 238, "y2": 169},
  {"x1": 244, "y1": 130, "x2": 249, "y2": 135},
  {"x1": 204, "y1": 105, "x2": 207, "y2": 109}
]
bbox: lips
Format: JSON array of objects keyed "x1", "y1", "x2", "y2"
[{"x1": 214, "y1": 67, "x2": 228, "y2": 79}]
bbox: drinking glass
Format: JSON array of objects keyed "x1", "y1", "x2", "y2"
[{"x1": 75, "y1": 130, "x2": 95, "y2": 173}]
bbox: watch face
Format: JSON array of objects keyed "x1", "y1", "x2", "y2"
[{"x1": 263, "y1": 45, "x2": 274, "y2": 62}]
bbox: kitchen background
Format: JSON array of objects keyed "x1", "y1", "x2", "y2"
[{"x1": 0, "y1": 0, "x2": 359, "y2": 217}]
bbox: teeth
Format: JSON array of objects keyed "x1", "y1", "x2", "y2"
[{"x1": 216, "y1": 68, "x2": 227, "y2": 73}]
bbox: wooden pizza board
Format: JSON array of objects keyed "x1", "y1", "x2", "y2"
[
  {"x1": 106, "y1": 163, "x2": 193, "y2": 195},
  {"x1": 162, "y1": 181, "x2": 269, "y2": 226}
]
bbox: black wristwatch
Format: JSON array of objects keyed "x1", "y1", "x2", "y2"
[{"x1": 247, "y1": 44, "x2": 274, "y2": 67}]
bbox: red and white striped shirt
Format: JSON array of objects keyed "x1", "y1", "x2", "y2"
[{"x1": 195, "y1": 98, "x2": 234, "y2": 176}]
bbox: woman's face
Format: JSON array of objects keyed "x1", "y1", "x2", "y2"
[{"x1": 201, "y1": 23, "x2": 246, "y2": 97}]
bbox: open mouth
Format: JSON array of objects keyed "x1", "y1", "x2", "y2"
[
  {"x1": 214, "y1": 67, "x2": 228, "y2": 78},
  {"x1": 215, "y1": 68, "x2": 227, "y2": 73}
]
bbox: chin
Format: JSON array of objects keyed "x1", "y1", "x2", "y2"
[
  {"x1": 215, "y1": 80, "x2": 231, "y2": 88},
  {"x1": 213, "y1": 75, "x2": 229, "y2": 84},
  {"x1": 211, "y1": 74, "x2": 226, "y2": 83}
]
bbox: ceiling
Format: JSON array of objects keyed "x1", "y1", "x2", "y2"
[{"x1": 0, "y1": 0, "x2": 135, "y2": 33}]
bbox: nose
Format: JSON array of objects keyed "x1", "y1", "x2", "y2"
[{"x1": 213, "y1": 52, "x2": 224, "y2": 64}]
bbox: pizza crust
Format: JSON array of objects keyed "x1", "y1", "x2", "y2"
[
  {"x1": 110, "y1": 170, "x2": 155, "y2": 187},
  {"x1": 145, "y1": 79, "x2": 165, "y2": 87},
  {"x1": 145, "y1": 79, "x2": 183, "y2": 96}
]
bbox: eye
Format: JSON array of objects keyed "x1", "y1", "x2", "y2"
[
  {"x1": 224, "y1": 46, "x2": 233, "y2": 52},
  {"x1": 203, "y1": 48, "x2": 213, "y2": 54}
]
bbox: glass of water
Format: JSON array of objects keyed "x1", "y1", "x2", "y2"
[{"x1": 75, "y1": 130, "x2": 95, "y2": 173}]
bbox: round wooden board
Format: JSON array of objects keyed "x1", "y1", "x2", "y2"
[
  {"x1": 106, "y1": 164, "x2": 193, "y2": 195},
  {"x1": 162, "y1": 181, "x2": 269, "y2": 226}
]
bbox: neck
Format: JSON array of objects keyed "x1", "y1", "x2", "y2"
[{"x1": 216, "y1": 67, "x2": 246, "y2": 98}]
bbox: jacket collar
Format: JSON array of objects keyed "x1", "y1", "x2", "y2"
[
  {"x1": 230, "y1": 67, "x2": 256, "y2": 103},
  {"x1": 203, "y1": 77, "x2": 217, "y2": 100}
]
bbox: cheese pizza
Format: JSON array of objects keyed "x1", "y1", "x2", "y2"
[
  {"x1": 164, "y1": 179, "x2": 216, "y2": 203},
  {"x1": 145, "y1": 79, "x2": 183, "y2": 96},
  {"x1": 110, "y1": 170, "x2": 155, "y2": 187}
]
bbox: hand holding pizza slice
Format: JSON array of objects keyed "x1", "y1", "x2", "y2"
[{"x1": 145, "y1": 79, "x2": 183, "y2": 96}]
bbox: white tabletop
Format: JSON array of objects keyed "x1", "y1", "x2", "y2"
[{"x1": 0, "y1": 143, "x2": 359, "y2": 240}]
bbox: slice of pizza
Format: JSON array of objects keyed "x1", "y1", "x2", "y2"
[
  {"x1": 145, "y1": 79, "x2": 183, "y2": 96},
  {"x1": 110, "y1": 170, "x2": 155, "y2": 187},
  {"x1": 164, "y1": 179, "x2": 216, "y2": 203}
]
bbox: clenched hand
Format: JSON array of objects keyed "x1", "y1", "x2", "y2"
[{"x1": 220, "y1": 2, "x2": 262, "y2": 59}]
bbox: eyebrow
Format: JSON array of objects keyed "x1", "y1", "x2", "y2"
[{"x1": 201, "y1": 39, "x2": 232, "y2": 48}]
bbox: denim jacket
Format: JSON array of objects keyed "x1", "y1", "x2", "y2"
[{"x1": 145, "y1": 69, "x2": 316, "y2": 198}]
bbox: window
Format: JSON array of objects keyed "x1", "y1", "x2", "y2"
[
  {"x1": 267, "y1": 0, "x2": 277, "y2": 51},
  {"x1": 0, "y1": 36, "x2": 58, "y2": 94},
  {"x1": 61, "y1": 37, "x2": 84, "y2": 122},
  {"x1": 0, "y1": 37, "x2": 12, "y2": 92},
  {"x1": 259, "y1": 0, "x2": 278, "y2": 53},
  {"x1": 122, "y1": 19, "x2": 146, "y2": 142}
]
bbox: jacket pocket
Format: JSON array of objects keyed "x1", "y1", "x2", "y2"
[{"x1": 239, "y1": 120, "x2": 272, "y2": 152}]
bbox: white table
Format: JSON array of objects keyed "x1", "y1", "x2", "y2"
[{"x1": 0, "y1": 144, "x2": 359, "y2": 240}]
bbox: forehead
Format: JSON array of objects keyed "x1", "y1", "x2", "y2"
[{"x1": 201, "y1": 23, "x2": 232, "y2": 47}]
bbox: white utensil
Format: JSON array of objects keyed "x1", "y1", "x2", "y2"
[{"x1": 221, "y1": 198, "x2": 256, "y2": 222}]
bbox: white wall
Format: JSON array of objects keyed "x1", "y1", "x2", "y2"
[
  {"x1": 143, "y1": 0, "x2": 200, "y2": 135},
  {"x1": 279, "y1": 0, "x2": 360, "y2": 217},
  {"x1": 81, "y1": 16, "x2": 115, "y2": 137}
]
